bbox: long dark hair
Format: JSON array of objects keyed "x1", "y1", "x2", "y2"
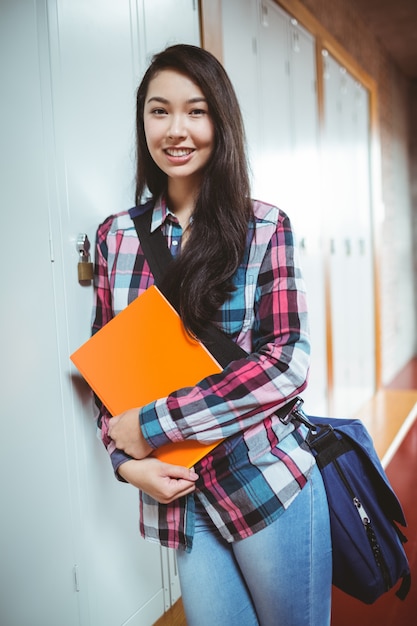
[{"x1": 135, "y1": 44, "x2": 253, "y2": 334}]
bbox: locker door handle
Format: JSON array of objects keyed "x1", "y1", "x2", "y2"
[
  {"x1": 77, "y1": 233, "x2": 94, "y2": 283},
  {"x1": 345, "y1": 238, "x2": 351, "y2": 256}
]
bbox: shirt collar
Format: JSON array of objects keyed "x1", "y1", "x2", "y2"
[{"x1": 151, "y1": 196, "x2": 179, "y2": 233}]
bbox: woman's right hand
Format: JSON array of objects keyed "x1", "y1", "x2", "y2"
[{"x1": 117, "y1": 458, "x2": 199, "y2": 504}]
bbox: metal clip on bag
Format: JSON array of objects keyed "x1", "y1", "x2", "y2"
[{"x1": 288, "y1": 405, "x2": 411, "y2": 604}]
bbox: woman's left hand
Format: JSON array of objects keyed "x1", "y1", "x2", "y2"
[{"x1": 108, "y1": 408, "x2": 153, "y2": 459}]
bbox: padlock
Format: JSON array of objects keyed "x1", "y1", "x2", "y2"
[
  {"x1": 77, "y1": 233, "x2": 93, "y2": 283},
  {"x1": 78, "y1": 260, "x2": 94, "y2": 282}
]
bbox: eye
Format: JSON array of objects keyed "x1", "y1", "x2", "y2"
[
  {"x1": 151, "y1": 107, "x2": 167, "y2": 116},
  {"x1": 189, "y1": 108, "x2": 208, "y2": 117}
]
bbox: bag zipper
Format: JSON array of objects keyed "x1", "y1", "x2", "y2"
[{"x1": 333, "y1": 456, "x2": 392, "y2": 591}]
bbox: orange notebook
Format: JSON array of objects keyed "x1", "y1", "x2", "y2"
[{"x1": 70, "y1": 285, "x2": 223, "y2": 467}]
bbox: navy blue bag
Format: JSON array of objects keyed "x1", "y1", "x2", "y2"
[{"x1": 288, "y1": 406, "x2": 411, "y2": 604}]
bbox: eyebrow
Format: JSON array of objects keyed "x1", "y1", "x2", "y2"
[{"x1": 146, "y1": 96, "x2": 208, "y2": 105}]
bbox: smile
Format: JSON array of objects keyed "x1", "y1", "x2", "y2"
[{"x1": 165, "y1": 148, "x2": 194, "y2": 157}]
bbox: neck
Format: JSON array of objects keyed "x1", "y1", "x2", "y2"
[{"x1": 167, "y1": 178, "x2": 200, "y2": 230}]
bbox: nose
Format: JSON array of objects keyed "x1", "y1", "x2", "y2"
[{"x1": 167, "y1": 114, "x2": 187, "y2": 140}]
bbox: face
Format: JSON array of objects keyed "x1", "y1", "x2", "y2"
[{"x1": 143, "y1": 69, "x2": 215, "y2": 188}]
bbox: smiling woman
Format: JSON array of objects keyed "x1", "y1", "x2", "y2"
[{"x1": 91, "y1": 43, "x2": 332, "y2": 626}]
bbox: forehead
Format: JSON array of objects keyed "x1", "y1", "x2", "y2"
[{"x1": 146, "y1": 68, "x2": 205, "y2": 99}]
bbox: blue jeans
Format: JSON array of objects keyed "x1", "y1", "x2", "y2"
[{"x1": 176, "y1": 464, "x2": 332, "y2": 626}]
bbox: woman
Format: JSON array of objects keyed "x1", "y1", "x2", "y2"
[{"x1": 92, "y1": 44, "x2": 331, "y2": 626}]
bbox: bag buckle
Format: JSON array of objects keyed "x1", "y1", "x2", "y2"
[
  {"x1": 278, "y1": 397, "x2": 305, "y2": 425},
  {"x1": 278, "y1": 397, "x2": 319, "y2": 433}
]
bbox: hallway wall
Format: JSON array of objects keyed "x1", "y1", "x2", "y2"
[{"x1": 295, "y1": 0, "x2": 416, "y2": 384}]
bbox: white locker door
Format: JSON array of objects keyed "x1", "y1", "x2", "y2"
[
  {"x1": 259, "y1": 3, "x2": 327, "y2": 413},
  {"x1": 0, "y1": 2, "x2": 82, "y2": 625},
  {"x1": 255, "y1": 0, "x2": 292, "y2": 208},
  {"x1": 323, "y1": 55, "x2": 354, "y2": 415},
  {"x1": 286, "y1": 16, "x2": 327, "y2": 414},
  {"x1": 221, "y1": 0, "x2": 261, "y2": 191},
  {"x1": 222, "y1": 0, "x2": 327, "y2": 413},
  {"x1": 350, "y1": 81, "x2": 375, "y2": 409},
  {"x1": 323, "y1": 54, "x2": 375, "y2": 416}
]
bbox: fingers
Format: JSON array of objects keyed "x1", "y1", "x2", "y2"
[
  {"x1": 162, "y1": 464, "x2": 199, "y2": 481},
  {"x1": 155, "y1": 464, "x2": 199, "y2": 503},
  {"x1": 108, "y1": 409, "x2": 153, "y2": 459},
  {"x1": 158, "y1": 478, "x2": 196, "y2": 504},
  {"x1": 117, "y1": 458, "x2": 199, "y2": 504}
]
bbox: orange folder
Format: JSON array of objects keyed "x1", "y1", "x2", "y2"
[{"x1": 70, "y1": 285, "x2": 223, "y2": 467}]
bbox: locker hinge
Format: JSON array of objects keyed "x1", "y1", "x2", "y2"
[{"x1": 73, "y1": 565, "x2": 80, "y2": 592}]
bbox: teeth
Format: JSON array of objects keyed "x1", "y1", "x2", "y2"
[{"x1": 166, "y1": 148, "x2": 192, "y2": 157}]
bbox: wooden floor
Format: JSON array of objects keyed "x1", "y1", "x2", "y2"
[
  {"x1": 154, "y1": 599, "x2": 186, "y2": 626},
  {"x1": 154, "y1": 359, "x2": 417, "y2": 626},
  {"x1": 354, "y1": 388, "x2": 417, "y2": 465}
]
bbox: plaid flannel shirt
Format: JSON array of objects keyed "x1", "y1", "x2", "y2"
[{"x1": 92, "y1": 196, "x2": 314, "y2": 550}]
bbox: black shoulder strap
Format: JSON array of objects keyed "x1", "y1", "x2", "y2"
[
  {"x1": 131, "y1": 204, "x2": 174, "y2": 284},
  {"x1": 131, "y1": 205, "x2": 247, "y2": 368}
]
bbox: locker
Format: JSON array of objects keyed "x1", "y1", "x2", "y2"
[{"x1": 322, "y1": 53, "x2": 375, "y2": 416}]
